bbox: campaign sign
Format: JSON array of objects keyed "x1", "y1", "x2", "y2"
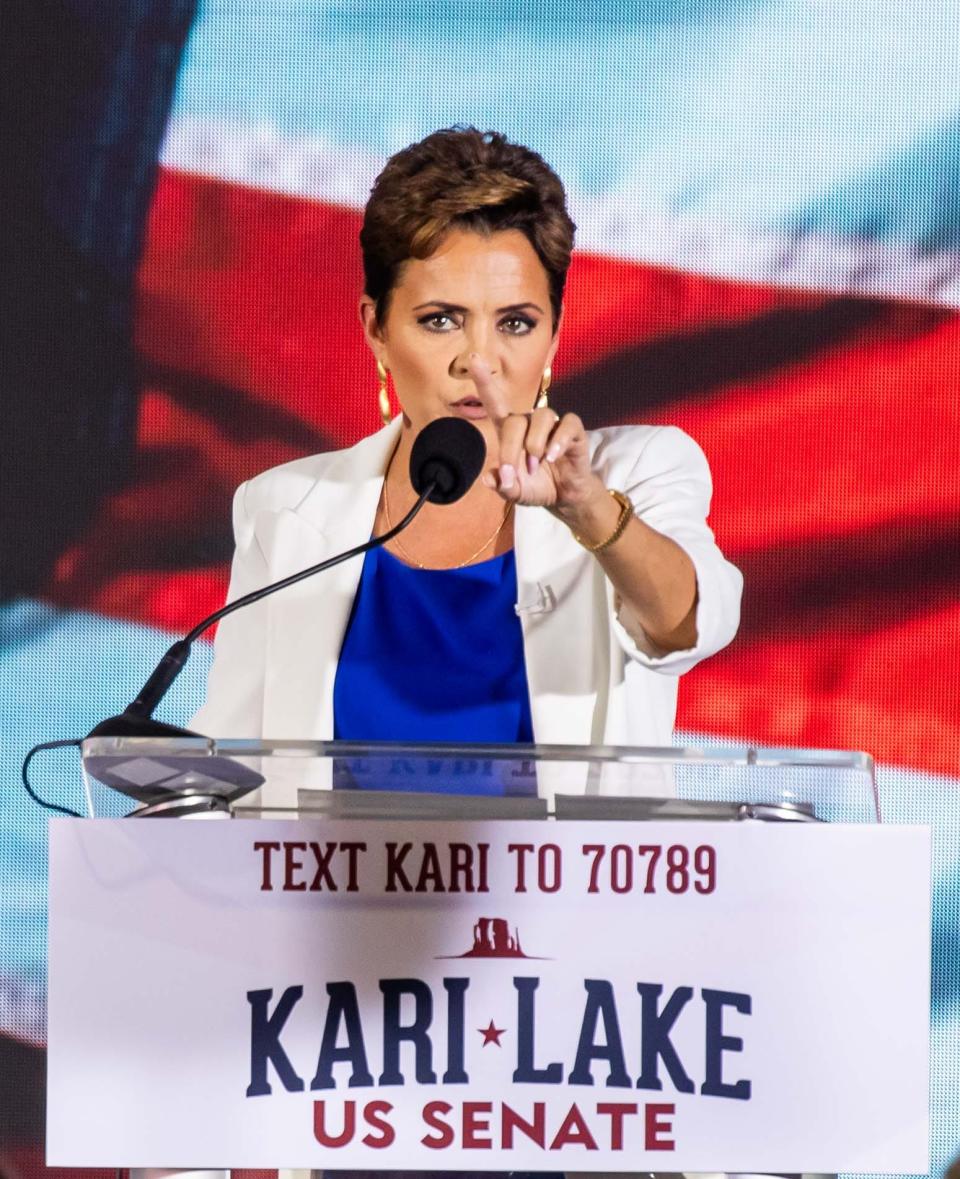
[{"x1": 47, "y1": 819, "x2": 930, "y2": 1172}]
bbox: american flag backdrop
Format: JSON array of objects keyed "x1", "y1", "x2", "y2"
[{"x1": 1, "y1": 1, "x2": 959, "y2": 1176}]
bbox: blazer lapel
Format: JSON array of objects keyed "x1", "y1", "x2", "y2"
[{"x1": 260, "y1": 420, "x2": 402, "y2": 739}]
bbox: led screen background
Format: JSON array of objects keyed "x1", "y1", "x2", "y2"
[{"x1": 1, "y1": 1, "x2": 959, "y2": 1176}]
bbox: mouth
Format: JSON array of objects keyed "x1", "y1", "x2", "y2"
[{"x1": 451, "y1": 397, "x2": 487, "y2": 419}]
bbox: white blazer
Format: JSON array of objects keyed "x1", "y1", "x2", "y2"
[{"x1": 191, "y1": 419, "x2": 742, "y2": 799}]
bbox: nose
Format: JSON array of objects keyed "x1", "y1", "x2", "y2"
[{"x1": 451, "y1": 325, "x2": 498, "y2": 378}]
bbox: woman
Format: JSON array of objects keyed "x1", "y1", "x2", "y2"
[{"x1": 191, "y1": 128, "x2": 742, "y2": 794}]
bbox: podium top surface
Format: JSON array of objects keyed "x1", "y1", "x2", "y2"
[
  {"x1": 80, "y1": 737, "x2": 879, "y2": 823},
  {"x1": 82, "y1": 734, "x2": 874, "y2": 767}
]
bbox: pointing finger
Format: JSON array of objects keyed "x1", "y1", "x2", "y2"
[{"x1": 466, "y1": 353, "x2": 510, "y2": 424}]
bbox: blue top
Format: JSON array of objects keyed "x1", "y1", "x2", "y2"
[{"x1": 334, "y1": 545, "x2": 534, "y2": 749}]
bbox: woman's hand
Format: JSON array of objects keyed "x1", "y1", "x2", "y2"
[
  {"x1": 470, "y1": 354, "x2": 606, "y2": 514},
  {"x1": 469, "y1": 355, "x2": 699, "y2": 652}
]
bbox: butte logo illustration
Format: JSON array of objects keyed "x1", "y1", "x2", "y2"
[{"x1": 438, "y1": 915, "x2": 549, "y2": 960}]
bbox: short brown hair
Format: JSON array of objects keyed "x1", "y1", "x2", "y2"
[{"x1": 360, "y1": 127, "x2": 576, "y2": 328}]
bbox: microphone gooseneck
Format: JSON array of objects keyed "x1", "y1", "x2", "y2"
[{"x1": 86, "y1": 417, "x2": 486, "y2": 739}]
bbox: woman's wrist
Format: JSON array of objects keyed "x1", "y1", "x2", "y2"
[{"x1": 552, "y1": 478, "x2": 622, "y2": 545}]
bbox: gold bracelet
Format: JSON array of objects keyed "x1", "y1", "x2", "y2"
[{"x1": 572, "y1": 489, "x2": 634, "y2": 553}]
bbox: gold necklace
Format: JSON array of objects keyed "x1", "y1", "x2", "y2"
[{"x1": 382, "y1": 474, "x2": 514, "y2": 570}]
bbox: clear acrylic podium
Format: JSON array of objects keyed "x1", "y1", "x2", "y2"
[
  {"x1": 79, "y1": 736, "x2": 879, "y2": 826},
  {"x1": 70, "y1": 738, "x2": 886, "y2": 1179}
]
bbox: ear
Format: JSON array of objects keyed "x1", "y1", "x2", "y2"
[{"x1": 358, "y1": 296, "x2": 387, "y2": 361}]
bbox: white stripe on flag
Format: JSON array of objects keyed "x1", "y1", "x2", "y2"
[{"x1": 161, "y1": 114, "x2": 960, "y2": 308}]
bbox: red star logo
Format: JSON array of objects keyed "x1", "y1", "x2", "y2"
[{"x1": 478, "y1": 1019, "x2": 506, "y2": 1047}]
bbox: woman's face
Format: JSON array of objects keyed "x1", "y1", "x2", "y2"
[{"x1": 360, "y1": 227, "x2": 560, "y2": 443}]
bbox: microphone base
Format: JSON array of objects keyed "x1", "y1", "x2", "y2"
[
  {"x1": 129, "y1": 794, "x2": 233, "y2": 820},
  {"x1": 83, "y1": 714, "x2": 265, "y2": 808}
]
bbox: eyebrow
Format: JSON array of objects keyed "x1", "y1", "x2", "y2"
[{"x1": 412, "y1": 300, "x2": 546, "y2": 315}]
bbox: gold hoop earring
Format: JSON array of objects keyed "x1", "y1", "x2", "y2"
[
  {"x1": 535, "y1": 366, "x2": 552, "y2": 410},
  {"x1": 377, "y1": 360, "x2": 391, "y2": 426}
]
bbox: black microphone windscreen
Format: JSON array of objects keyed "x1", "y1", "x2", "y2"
[{"x1": 410, "y1": 417, "x2": 486, "y2": 505}]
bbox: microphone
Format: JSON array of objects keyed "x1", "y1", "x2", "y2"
[
  {"x1": 85, "y1": 416, "x2": 486, "y2": 763},
  {"x1": 411, "y1": 415, "x2": 486, "y2": 504}
]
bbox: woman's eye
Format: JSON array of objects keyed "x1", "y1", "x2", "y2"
[
  {"x1": 500, "y1": 315, "x2": 536, "y2": 335},
  {"x1": 418, "y1": 313, "x2": 458, "y2": 331}
]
